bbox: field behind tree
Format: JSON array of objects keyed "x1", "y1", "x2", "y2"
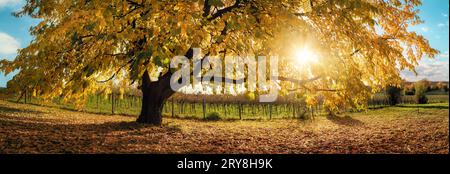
[
  {"x1": 0, "y1": 100, "x2": 448, "y2": 154},
  {"x1": 3, "y1": 91, "x2": 449, "y2": 120}
]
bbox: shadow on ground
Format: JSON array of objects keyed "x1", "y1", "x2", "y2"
[
  {"x1": 326, "y1": 115, "x2": 364, "y2": 126},
  {"x1": 0, "y1": 105, "x2": 47, "y2": 115},
  {"x1": 396, "y1": 105, "x2": 449, "y2": 109},
  {"x1": 0, "y1": 117, "x2": 183, "y2": 153},
  {"x1": 0, "y1": 118, "x2": 181, "y2": 134}
]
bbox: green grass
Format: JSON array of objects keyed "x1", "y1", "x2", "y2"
[
  {"x1": 9, "y1": 95, "x2": 314, "y2": 120},
  {"x1": 396, "y1": 103, "x2": 449, "y2": 109},
  {"x1": 426, "y1": 90, "x2": 449, "y2": 95},
  {"x1": 5, "y1": 93, "x2": 449, "y2": 120}
]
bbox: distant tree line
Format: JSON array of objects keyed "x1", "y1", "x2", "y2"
[{"x1": 386, "y1": 79, "x2": 448, "y2": 105}]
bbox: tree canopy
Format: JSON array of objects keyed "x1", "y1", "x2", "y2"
[{"x1": 1, "y1": 0, "x2": 438, "y2": 112}]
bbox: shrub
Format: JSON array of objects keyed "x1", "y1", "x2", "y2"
[
  {"x1": 386, "y1": 86, "x2": 402, "y2": 106},
  {"x1": 415, "y1": 94, "x2": 428, "y2": 104},
  {"x1": 205, "y1": 112, "x2": 221, "y2": 121},
  {"x1": 405, "y1": 89, "x2": 415, "y2": 95},
  {"x1": 297, "y1": 107, "x2": 309, "y2": 120},
  {"x1": 414, "y1": 79, "x2": 430, "y2": 104}
]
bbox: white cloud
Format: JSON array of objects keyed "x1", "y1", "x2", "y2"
[
  {"x1": 440, "y1": 51, "x2": 449, "y2": 58},
  {"x1": 442, "y1": 13, "x2": 449, "y2": 18},
  {"x1": 0, "y1": 0, "x2": 21, "y2": 8},
  {"x1": 401, "y1": 59, "x2": 449, "y2": 82},
  {"x1": 420, "y1": 27, "x2": 430, "y2": 32},
  {"x1": 438, "y1": 21, "x2": 450, "y2": 28},
  {"x1": 0, "y1": 32, "x2": 20, "y2": 55}
]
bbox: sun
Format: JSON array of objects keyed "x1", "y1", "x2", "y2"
[{"x1": 294, "y1": 47, "x2": 317, "y2": 65}]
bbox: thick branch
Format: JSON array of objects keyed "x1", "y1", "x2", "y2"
[
  {"x1": 96, "y1": 58, "x2": 135, "y2": 83},
  {"x1": 288, "y1": 81, "x2": 342, "y2": 92},
  {"x1": 126, "y1": 0, "x2": 144, "y2": 7},
  {"x1": 278, "y1": 76, "x2": 321, "y2": 85},
  {"x1": 350, "y1": 49, "x2": 360, "y2": 56},
  {"x1": 208, "y1": 0, "x2": 247, "y2": 21},
  {"x1": 288, "y1": 87, "x2": 341, "y2": 92},
  {"x1": 203, "y1": 0, "x2": 212, "y2": 17},
  {"x1": 198, "y1": 75, "x2": 322, "y2": 86}
]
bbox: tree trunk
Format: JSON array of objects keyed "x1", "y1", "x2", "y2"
[
  {"x1": 136, "y1": 48, "x2": 195, "y2": 125},
  {"x1": 136, "y1": 70, "x2": 175, "y2": 125}
]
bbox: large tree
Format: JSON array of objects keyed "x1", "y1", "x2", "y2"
[{"x1": 1, "y1": 0, "x2": 438, "y2": 125}]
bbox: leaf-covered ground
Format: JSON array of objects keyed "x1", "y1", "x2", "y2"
[{"x1": 0, "y1": 100, "x2": 448, "y2": 154}]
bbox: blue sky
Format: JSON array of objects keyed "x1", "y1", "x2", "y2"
[
  {"x1": 402, "y1": 0, "x2": 449, "y2": 82},
  {"x1": 0, "y1": 0, "x2": 449, "y2": 87}
]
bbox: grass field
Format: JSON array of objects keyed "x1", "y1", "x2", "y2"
[
  {"x1": 0, "y1": 100, "x2": 448, "y2": 154},
  {"x1": 7, "y1": 93, "x2": 449, "y2": 120}
]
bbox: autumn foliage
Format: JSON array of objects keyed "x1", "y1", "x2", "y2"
[{"x1": 0, "y1": 0, "x2": 439, "y2": 124}]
